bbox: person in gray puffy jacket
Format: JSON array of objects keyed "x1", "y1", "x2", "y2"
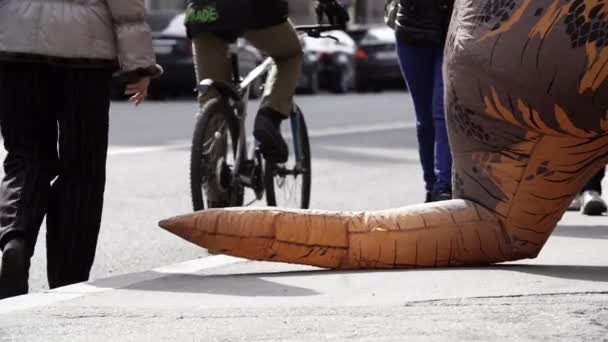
[{"x1": 0, "y1": 0, "x2": 162, "y2": 299}]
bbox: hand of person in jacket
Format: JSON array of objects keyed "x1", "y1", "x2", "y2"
[
  {"x1": 125, "y1": 77, "x2": 150, "y2": 106},
  {"x1": 315, "y1": 0, "x2": 349, "y2": 29}
]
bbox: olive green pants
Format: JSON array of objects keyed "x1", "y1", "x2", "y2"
[{"x1": 192, "y1": 21, "x2": 303, "y2": 116}]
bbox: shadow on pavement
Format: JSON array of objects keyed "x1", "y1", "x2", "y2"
[
  {"x1": 125, "y1": 272, "x2": 319, "y2": 297},
  {"x1": 211, "y1": 264, "x2": 608, "y2": 283},
  {"x1": 500, "y1": 264, "x2": 608, "y2": 282},
  {"x1": 86, "y1": 258, "x2": 608, "y2": 297},
  {"x1": 553, "y1": 225, "x2": 608, "y2": 240}
]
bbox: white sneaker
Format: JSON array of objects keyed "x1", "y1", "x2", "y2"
[
  {"x1": 581, "y1": 190, "x2": 608, "y2": 216},
  {"x1": 568, "y1": 195, "x2": 581, "y2": 211}
]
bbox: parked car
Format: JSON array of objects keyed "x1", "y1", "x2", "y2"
[
  {"x1": 113, "y1": 12, "x2": 264, "y2": 100},
  {"x1": 146, "y1": 10, "x2": 181, "y2": 32},
  {"x1": 296, "y1": 50, "x2": 321, "y2": 94},
  {"x1": 301, "y1": 30, "x2": 357, "y2": 93},
  {"x1": 348, "y1": 25, "x2": 405, "y2": 92}
]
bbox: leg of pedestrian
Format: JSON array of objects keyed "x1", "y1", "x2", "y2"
[
  {"x1": 0, "y1": 62, "x2": 59, "y2": 298},
  {"x1": 396, "y1": 42, "x2": 437, "y2": 202},
  {"x1": 430, "y1": 50, "x2": 452, "y2": 201},
  {"x1": 45, "y1": 67, "x2": 112, "y2": 289}
]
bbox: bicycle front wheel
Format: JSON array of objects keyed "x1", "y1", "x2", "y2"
[
  {"x1": 190, "y1": 98, "x2": 242, "y2": 211},
  {"x1": 264, "y1": 106, "x2": 311, "y2": 209}
]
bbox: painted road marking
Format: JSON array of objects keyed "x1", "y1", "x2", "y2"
[{"x1": 105, "y1": 121, "x2": 416, "y2": 156}]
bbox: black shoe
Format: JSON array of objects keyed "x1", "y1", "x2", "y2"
[
  {"x1": 253, "y1": 107, "x2": 288, "y2": 163},
  {"x1": 581, "y1": 190, "x2": 608, "y2": 216},
  {"x1": 207, "y1": 201, "x2": 229, "y2": 209},
  {"x1": 431, "y1": 188, "x2": 452, "y2": 202},
  {"x1": 425, "y1": 192, "x2": 432, "y2": 203},
  {"x1": 0, "y1": 238, "x2": 30, "y2": 300}
]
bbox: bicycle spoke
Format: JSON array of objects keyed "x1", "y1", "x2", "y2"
[
  {"x1": 191, "y1": 98, "x2": 247, "y2": 211},
  {"x1": 197, "y1": 113, "x2": 238, "y2": 208},
  {"x1": 272, "y1": 167, "x2": 303, "y2": 208},
  {"x1": 263, "y1": 106, "x2": 310, "y2": 209}
]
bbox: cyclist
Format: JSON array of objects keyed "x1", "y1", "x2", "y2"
[{"x1": 185, "y1": 0, "x2": 349, "y2": 165}]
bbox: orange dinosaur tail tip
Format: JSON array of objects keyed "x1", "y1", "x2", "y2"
[
  {"x1": 158, "y1": 215, "x2": 186, "y2": 233},
  {"x1": 157, "y1": 218, "x2": 173, "y2": 230},
  {"x1": 155, "y1": 207, "x2": 354, "y2": 267},
  {"x1": 158, "y1": 213, "x2": 201, "y2": 240}
]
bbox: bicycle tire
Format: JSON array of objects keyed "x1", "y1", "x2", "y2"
[
  {"x1": 264, "y1": 106, "x2": 311, "y2": 209},
  {"x1": 190, "y1": 98, "x2": 242, "y2": 211}
]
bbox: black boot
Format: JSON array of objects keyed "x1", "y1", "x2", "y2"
[
  {"x1": 0, "y1": 238, "x2": 30, "y2": 299},
  {"x1": 431, "y1": 188, "x2": 453, "y2": 202},
  {"x1": 253, "y1": 107, "x2": 289, "y2": 163},
  {"x1": 424, "y1": 192, "x2": 432, "y2": 203}
]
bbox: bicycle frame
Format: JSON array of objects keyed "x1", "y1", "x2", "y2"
[
  {"x1": 217, "y1": 54, "x2": 273, "y2": 196},
  {"x1": 203, "y1": 24, "x2": 343, "y2": 199},
  {"x1": 234, "y1": 56, "x2": 274, "y2": 171}
]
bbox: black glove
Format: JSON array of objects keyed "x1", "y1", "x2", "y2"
[{"x1": 315, "y1": 0, "x2": 349, "y2": 29}]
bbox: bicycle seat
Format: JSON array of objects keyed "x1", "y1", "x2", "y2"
[{"x1": 197, "y1": 79, "x2": 240, "y2": 102}]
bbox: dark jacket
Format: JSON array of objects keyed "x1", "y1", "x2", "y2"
[
  {"x1": 394, "y1": 0, "x2": 454, "y2": 46},
  {"x1": 186, "y1": 0, "x2": 289, "y2": 40}
]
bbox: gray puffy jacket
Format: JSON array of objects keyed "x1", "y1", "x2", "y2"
[{"x1": 0, "y1": 0, "x2": 162, "y2": 80}]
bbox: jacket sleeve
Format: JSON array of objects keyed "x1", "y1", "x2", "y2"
[{"x1": 106, "y1": 0, "x2": 163, "y2": 82}]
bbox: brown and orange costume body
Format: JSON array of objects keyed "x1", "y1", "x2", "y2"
[{"x1": 160, "y1": 0, "x2": 608, "y2": 269}]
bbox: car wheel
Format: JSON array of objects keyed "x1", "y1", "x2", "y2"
[
  {"x1": 355, "y1": 80, "x2": 371, "y2": 93},
  {"x1": 300, "y1": 71, "x2": 319, "y2": 95},
  {"x1": 148, "y1": 91, "x2": 168, "y2": 101},
  {"x1": 330, "y1": 71, "x2": 348, "y2": 94},
  {"x1": 307, "y1": 71, "x2": 320, "y2": 95}
]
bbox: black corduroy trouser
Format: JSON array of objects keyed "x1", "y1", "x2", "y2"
[{"x1": 0, "y1": 61, "x2": 111, "y2": 289}]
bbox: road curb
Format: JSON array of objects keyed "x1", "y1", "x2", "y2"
[{"x1": 0, "y1": 255, "x2": 243, "y2": 315}]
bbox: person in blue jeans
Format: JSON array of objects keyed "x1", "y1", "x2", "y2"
[{"x1": 392, "y1": 0, "x2": 454, "y2": 202}]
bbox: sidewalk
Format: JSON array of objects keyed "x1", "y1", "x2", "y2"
[{"x1": 1, "y1": 212, "x2": 608, "y2": 341}]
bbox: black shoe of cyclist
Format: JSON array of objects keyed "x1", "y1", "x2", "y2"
[{"x1": 254, "y1": 107, "x2": 289, "y2": 163}]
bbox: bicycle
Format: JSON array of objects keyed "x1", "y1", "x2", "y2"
[{"x1": 190, "y1": 24, "x2": 343, "y2": 211}]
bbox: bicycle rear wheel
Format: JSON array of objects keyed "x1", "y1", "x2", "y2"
[
  {"x1": 264, "y1": 106, "x2": 311, "y2": 209},
  {"x1": 190, "y1": 98, "x2": 243, "y2": 211}
]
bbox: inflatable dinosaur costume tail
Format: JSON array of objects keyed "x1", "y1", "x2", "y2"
[
  {"x1": 159, "y1": 201, "x2": 514, "y2": 268},
  {"x1": 160, "y1": 0, "x2": 608, "y2": 269}
]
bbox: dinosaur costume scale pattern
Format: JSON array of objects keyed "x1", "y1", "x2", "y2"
[{"x1": 160, "y1": 0, "x2": 608, "y2": 269}]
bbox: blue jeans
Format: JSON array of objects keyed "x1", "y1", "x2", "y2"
[{"x1": 397, "y1": 41, "x2": 452, "y2": 194}]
